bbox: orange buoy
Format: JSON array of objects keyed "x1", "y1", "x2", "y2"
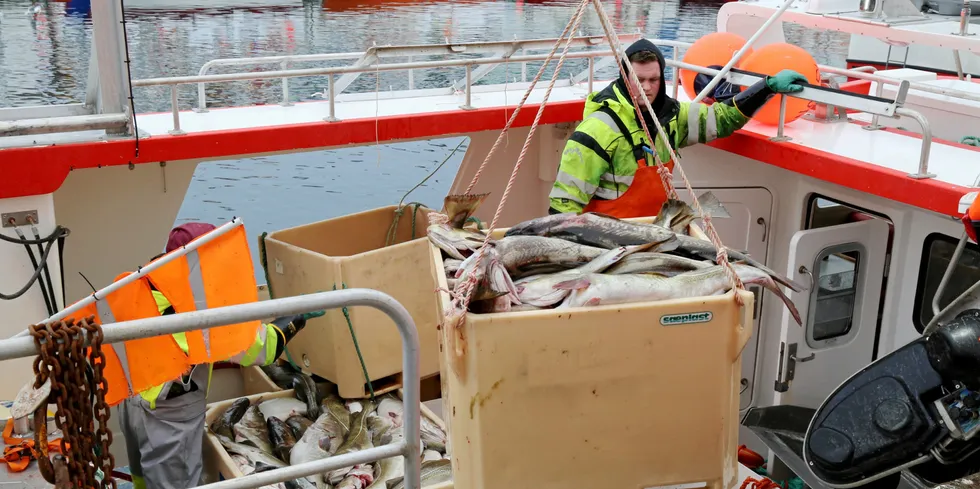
[
  {"x1": 679, "y1": 32, "x2": 752, "y2": 100},
  {"x1": 738, "y1": 43, "x2": 820, "y2": 126}
]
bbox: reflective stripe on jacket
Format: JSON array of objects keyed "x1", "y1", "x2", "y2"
[
  {"x1": 139, "y1": 290, "x2": 282, "y2": 409},
  {"x1": 549, "y1": 82, "x2": 751, "y2": 214}
]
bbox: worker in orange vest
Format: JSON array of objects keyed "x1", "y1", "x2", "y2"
[{"x1": 116, "y1": 223, "x2": 319, "y2": 489}]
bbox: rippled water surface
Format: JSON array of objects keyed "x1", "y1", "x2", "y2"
[{"x1": 0, "y1": 0, "x2": 849, "y2": 275}]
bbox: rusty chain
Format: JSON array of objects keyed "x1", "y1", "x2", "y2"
[{"x1": 29, "y1": 317, "x2": 117, "y2": 489}]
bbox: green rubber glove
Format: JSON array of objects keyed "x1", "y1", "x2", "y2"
[
  {"x1": 765, "y1": 69, "x2": 808, "y2": 94},
  {"x1": 300, "y1": 310, "x2": 326, "y2": 321}
]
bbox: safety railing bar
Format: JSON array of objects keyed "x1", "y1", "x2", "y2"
[
  {"x1": 932, "y1": 232, "x2": 969, "y2": 316},
  {"x1": 449, "y1": 46, "x2": 520, "y2": 91},
  {"x1": 135, "y1": 50, "x2": 619, "y2": 87},
  {"x1": 669, "y1": 60, "x2": 904, "y2": 117},
  {"x1": 896, "y1": 106, "x2": 936, "y2": 179},
  {"x1": 0, "y1": 113, "x2": 130, "y2": 138},
  {"x1": 0, "y1": 288, "x2": 423, "y2": 489},
  {"x1": 189, "y1": 34, "x2": 644, "y2": 108},
  {"x1": 194, "y1": 442, "x2": 406, "y2": 489},
  {"x1": 820, "y1": 65, "x2": 980, "y2": 104}
]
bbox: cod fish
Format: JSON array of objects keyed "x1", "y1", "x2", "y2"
[
  {"x1": 422, "y1": 450, "x2": 442, "y2": 462},
  {"x1": 286, "y1": 414, "x2": 314, "y2": 440},
  {"x1": 327, "y1": 400, "x2": 377, "y2": 485},
  {"x1": 650, "y1": 191, "x2": 730, "y2": 233},
  {"x1": 284, "y1": 479, "x2": 318, "y2": 489},
  {"x1": 367, "y1": 412, "x2": 394, "y2": 446},
  {"x1": 672, "y1": 234, "x2": 804, "y2": 292},
  {"x1": 322, "y1": 394, "x2": 352, "y2": 437},
  {"x1": 505, "y1": 212, "x2": 802, "y2": 292},
  {"x1": 377, "y1": 396, "x2": 404, "y2": 428},
  {"x1": 261, "y1": 364, "x2": 321, "y2": 420},
  {"x1": 267, "y1": 416, "x2": 297, "y2": 462},
  {"x1": 235, "y1": 405, "x2": 274, "y2": 454},
  {"x1": 420, "y1": 416, "x2": 447, "y2": 453},
  {"x1": 216, "y1": 433, "x2": 286, "y2": 470},
  {"x1": 259, "y1": 397, "x2": 307, "y2": 422},
  {"x1": 555, "y1": 263, "x2": 803, "y2": 325},
  {"x1": 453, "y1": 245, "x2": 519, "y2": 302},
  {"x1": 261, "y1": 363, "x2": 301, "y2": 390},
  {"x1": 386, "y1": 459, "x2": 452, "y2": 489},
  {"x1": 336, "y1": 464, "x2": 376, "y2": 489},
  {"x1": 293, "y1": 377, "x2": 321, "y2": 421},
  {"x1": 514, "y1": 242, "x2": 658, "y2": 307},
  {"x1": 211, "y1": 398, "x2": 250, "y2": 439},
  {"x1": 605, "y1": 252, "x2": 714, "y2": 276},
  {"x1": 427, "y1": 194, "x2": 492, "y2": 260},
  {"x1": 471, "y1": 235, "x2": 610, "y2": 279},
  {"x1": 365, "y1": 454, "x2": 404, "y2": 489},
  {"x1": 503, "y1": 212, "x2": 680, "y2": 251},
  {"x1": 443, "y1": 258, "x2": 463, "y2": 274},
  {"x1": 290, "y1": 409, "x2": 348, "y2": 489}
]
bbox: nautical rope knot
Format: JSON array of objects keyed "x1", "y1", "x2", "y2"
[{"x1": 29, "y1": 318, "x2": 116, "y2": 489}]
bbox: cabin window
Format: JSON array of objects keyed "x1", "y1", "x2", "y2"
[
  {"x1": 914, "y1": 233, "x2": 980, "y2": 332},
  {"x1": 808, "y1": 246, "x2": 863, "y2": 343}
]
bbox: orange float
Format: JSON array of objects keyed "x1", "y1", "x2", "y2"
[
  {"x1": 679, "y1": 32, "x2": 753, "y2": 100},
  {"x1": 738, "y1": 43, "x2": 821, "y2": 126}
]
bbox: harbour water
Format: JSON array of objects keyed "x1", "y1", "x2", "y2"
[{"x1": 0, "y1": 0, "x2": 850, "y2": 277}]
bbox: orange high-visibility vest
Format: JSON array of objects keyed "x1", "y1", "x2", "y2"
[
  {"x1": 69, "y1": 273, "x2": 191, "y2": 406},
  {"x1": 144, "y1": 224, "x2": 262, "y2": 365},
  {"x1": 64, "y1": 223, "x2": 262, "y2": 406}
]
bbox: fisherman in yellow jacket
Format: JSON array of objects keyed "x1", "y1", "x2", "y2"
[{"x1": 116, "y1": 222, "x2": 319, "y2": 489}]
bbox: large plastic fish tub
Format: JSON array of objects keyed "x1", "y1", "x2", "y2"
[
  {"x1": 201, "y1": 388, "x2": 453, "y2": 489},
  {"x1": 263, "y1": 205, "x2": 442, "y2": 399},
  {"x1": 428, "y1": 219, "x2": 756, "y2": 489}
]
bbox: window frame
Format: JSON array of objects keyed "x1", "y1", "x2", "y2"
[
  {"x1": 806, "y1": 243, "x2": 867, "y2": 349},
  {"x1": 913, "y1": 232, "x2": 980, "y2": 333}
]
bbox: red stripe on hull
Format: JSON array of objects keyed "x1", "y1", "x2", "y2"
[
  {"x1": 1, "y1": 99, "x2": 971, "y2": 217},
  {"x1": 0, "y1": 101, "x2": 585, "y2": 199}
]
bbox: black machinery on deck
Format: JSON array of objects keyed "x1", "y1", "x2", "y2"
[{"x1": 744, "y1": 310, "x2": 980, "y2": 489}]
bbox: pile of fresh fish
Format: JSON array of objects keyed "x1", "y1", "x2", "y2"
[
  {"x1": 209, "y1": 384, "x2": 451, "y2": 489},
  {"x1": 429, "y1": 192, "x2": 805, "y2": 324}
]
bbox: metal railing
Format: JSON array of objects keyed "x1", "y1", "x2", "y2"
[
  {"x1": 0, "y1": 112, "x2": 130, "y2": 138},
  {"x1": 190, "y1": 35, "x2": 641, "y2": 112},
  {"x1": 7, "y1": 34, "x2": 969, "y2": 181},
  {"x1": 0, "y1": 289, "x2": 424, "y2": 489}
]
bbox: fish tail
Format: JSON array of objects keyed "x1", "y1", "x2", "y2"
[
  {"x1": 695, "y1": 191, "x2": 731, "y2": 219},
  {"x1": 443, "y1": 193, "x2": 489, "y2": 229},
  {"x1": 653, "y1": 199, "x2": 689, "y2": 228},
  {"x1": 743, "y1": 274, "x2": 803, "y2": 326},
  {"x1": 740, "y1": 255, "x2": 805, "y2": 293}
]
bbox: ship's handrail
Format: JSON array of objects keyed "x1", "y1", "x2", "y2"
[
  {"x1": 192, "y1": 35, "x2": 643, "y2": 112},
  {"x1": 0, "y1": 288, "x2": 423, "y2": 489},
  {"x1": 129, "y1": 44, "x2": 942, "y2": 178}
]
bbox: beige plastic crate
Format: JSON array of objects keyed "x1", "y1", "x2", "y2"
[
  {"x1": 430, "y1": 220, "x2": 755, "y2": 489},
  {"x1": 202, "y1": 388, "x2": 452, "y2": 489},
  {"x1": 263, "y1": 205, "x2": 441, "y2": 399}
]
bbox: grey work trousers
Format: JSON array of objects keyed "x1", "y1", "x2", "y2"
[{"x1": 117, "y1": 369, "x2": 207, "y2": 489}]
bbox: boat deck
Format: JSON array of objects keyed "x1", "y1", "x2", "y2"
[{"x1": 2, "y1": 79, "x2": 978, "y2": 215}]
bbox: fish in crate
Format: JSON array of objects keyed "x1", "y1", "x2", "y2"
[
  {"x1": 430, "y1": 192, "x2": 803, "y2": 318},
  {"x1": 425, "y1": 193, "x2": 806, "y2": 489}
]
